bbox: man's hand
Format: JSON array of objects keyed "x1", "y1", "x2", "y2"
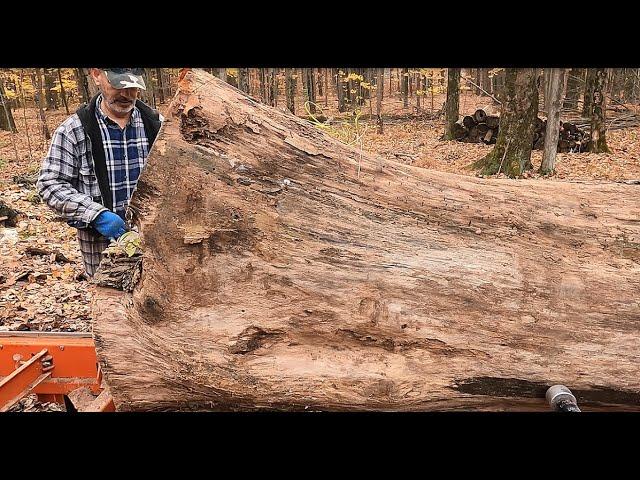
[{"x1": 92, "y1": 211, "x2": 128, "y2": 240}]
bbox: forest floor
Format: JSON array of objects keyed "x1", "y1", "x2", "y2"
[{"x1": 2, "y1": 91, "x2": 640, "y2": 333}]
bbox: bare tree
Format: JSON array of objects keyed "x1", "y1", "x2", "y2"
[
  {"x1": 402, "y1": 68, "x2": 409, "y2": 108},
  {"x1": 142, "y1": 69, "x2": 157, "y2": 108},
  {"x1": 0, "y1": 77, "x2": 17, "y2": 132},
  {"x1": 75, "y1": 68, "x2": 90, "y2": 103},
  {"x1": 33, "y1": 68, "x2": 50, "y2": 141},
  {"x1": 238, "y1": 68, "x2": 249, "y2": 94},
  {"x1": 57, "y1": 68, "x2": 70, "y2": 114},
  {"x1": 43, "y1": 69, "x2": 59, "y2": 110},
  {"x1": 473, "y1": 68, "x2": 539, "y2": 177},
  {"x1": 582, "y1": 69, "x2": 597, "y2": 117},
  {"x1": 285, "y1": 68, "x2": 295, "y2": 114},
  {"x1": 376, "y1": 68, "x2": 384, "y2": 134},
  {"x1": 259, "y1": 69, "x2": 267, "y2": 103},
  {"x1": 19, "y1": 69, "x2": 32, "y2": 160},
  {"x1": 444, "y1": 68, "x2": 460, "y2": 141},
  {"x1": 304, "y1": 68, "x2": 316, "y2": 114},
  {"x1": 540, "y1": 68, "x2": 562, "y2": 174},
  {"x1": 563, "y1": 68, "x2": 582, "y2": 110},
  {"x1": 324, "y1": 69, "x2": 329, "y2": 107},
  {"x1": 589, "y1": 68, "x2": 610, "y2": 153},
  {"x1": 270, "y1": 68, "x2": 278, "y2": 107},
  {"x1": 155, "y1": 68, "x2": 165, "y2": 104}
]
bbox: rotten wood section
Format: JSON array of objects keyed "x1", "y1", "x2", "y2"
[{"x1": 92, "y1": 69, "x2": 640, "y2": 411}]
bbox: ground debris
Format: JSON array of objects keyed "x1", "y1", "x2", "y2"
[{"x1": 7, "y1": 394, "x2": 65, "y2": 412}]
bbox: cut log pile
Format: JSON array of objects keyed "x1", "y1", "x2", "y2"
[
  {"x1": 454, "y1": 109, "x2": 591, "y2": 153},
  {"x1": 554, "y1": 121, "x2": 590, "y2": 153},
  {"x1": 452, "y1": 109, "x2": 500, "y2": 145}
]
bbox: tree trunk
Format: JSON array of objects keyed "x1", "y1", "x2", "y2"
[
  {"x1": 540, "y1": 68, "x2": 562, "y2": 174},
  {"x1": 563, "y1": 68, "x2": 581, "y2": 110},
  {"x1": 376, "y1": 67, "x2": 384, "y2": 134},
  {"x1": 304, "y1": 68, "x2": 316, "y2": 114},
  {"x1": 622, "y1": 68, "x2": 634, "y2": 103},
  {"x1": 0, "y1": 78, "x2": 17, "y2": 132},
  {"x1": 155, "y1": 68, "x2": 165, "y2": 104},
  {"x1": 481, "y1": 68, "x2": 490, "y2": 94},
  {"x1": 589, "y1": 68, "x2": 610, "y2": 153},
  {"x1": 239, "y1": 68, "x2": 249, "y2": 94},
  {"x1": 324, "y1": 69, "x2": 329, "y2": 107},
  {"x1": 270, "y1": 68, "x2": 278, "y2": 107},
  {"x1": 57, "y1": 68, "x2": 70, "y2": 114},
  {"x1": 316, "y1": 69, "x2": 323, "y2": 98},
  {"x1": 33, "y1": 68, "x2": 50, "y2": 140},
  {"x1": 402, "y1": 68, "x2": 408, "y2": 108},
  {"x1": 542, "y1": 68, "x2": 550, "y2": 111},
  {"x1": 44, "y1": 69, "x2": 59, "y2": 110},
  {"x1": 389, "y1": 68, "x2": 393, "y2": 94},
  {"x1": 285, "y1": 68, "x2": 295, "y2": 114},
  {"x1": 143, "y1": 69, "x2": 157, "y2": 108},
  {"x1": 473, "y1": 68, "x2": 538, "y2": 177},
  {"x1": 444, "y1": 68, "x2": 460, "y2": 141},
  {"x1": 84, "y1": 68, "x2": 99, "y2": 98},
  {"x1": 415, "y1": 72, "x2": 421, "y2": 112},
  {"x1": 610, "y1": 68, "x2": 624, "y2": 101},
  {"x1": 92, "y1": 69, "x2": 640, "y2": 412},
  {"x1": 583, "y1": 69, "x2": 597, "y2": 117},
  {"x1": 75, "y1": 68, "x2": 90, "y2": 104},
  {"x1": 259, "y1": 69, "x2": 267, "y2": 104},
  {"x1": 19, "y1": 69, "x2": 32, "y2": 159}
]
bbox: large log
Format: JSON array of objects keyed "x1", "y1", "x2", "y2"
[{"x1": 92, "y1": 69, "x2": 640, "y2": 411}]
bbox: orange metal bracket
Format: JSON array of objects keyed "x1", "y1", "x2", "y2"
[
  {"x1": 0, "y1": 349, "x2": 51, "y2": 412},
  {"x1": 0, "y1": 332, "x2": 103, "y2": 410}
]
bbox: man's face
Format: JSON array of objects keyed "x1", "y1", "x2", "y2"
[{"x1": 90, "y1": 68, "x2": 139, "y2": 116}]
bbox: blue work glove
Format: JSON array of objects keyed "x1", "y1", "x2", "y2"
[{"x1": 92, "y1": 211, "x2": 128, "y2": 240}]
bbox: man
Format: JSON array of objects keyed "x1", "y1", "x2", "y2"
[{"x1": 37, "y1": 68, "x2": 163, "y2": 277}]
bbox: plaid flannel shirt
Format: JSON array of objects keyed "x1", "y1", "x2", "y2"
[{"x1": 37, "y1": 94, "x2": 162, "y2": 276}]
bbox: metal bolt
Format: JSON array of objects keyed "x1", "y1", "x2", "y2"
[
  {"x1": 12, "y1": 354, "x2": 22, "y2": 362},
  {"x1": 59, "y1": 345, "x2": 64, "y2": 351},
  {"x1": 546, "y1": 385, "x2": 581, "y2": 412}
]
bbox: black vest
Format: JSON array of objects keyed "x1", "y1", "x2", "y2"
[{"x1": 76, "y1": 94, "x2": 161, "y2": 212}]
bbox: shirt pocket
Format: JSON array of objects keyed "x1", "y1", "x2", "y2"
[{"x1": 78, "y1": 164, "x2": 101, "y2": 198}]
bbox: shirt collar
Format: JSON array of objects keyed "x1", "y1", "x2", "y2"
[{"x1": 96, "y1": 93, "x2": 139, "y2": 127}]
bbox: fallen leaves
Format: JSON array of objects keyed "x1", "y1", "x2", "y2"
[{"x1": 1, "y1": 183, "x2": 91, "y2": 332}]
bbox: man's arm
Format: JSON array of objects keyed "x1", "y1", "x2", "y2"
[{"x1": 36, "y1": 121, "x2": 107, "y2": 226}]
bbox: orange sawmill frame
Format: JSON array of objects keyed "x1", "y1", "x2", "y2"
[{"x1": 0, "y1": 332, "x2": 114, "y2": 412}]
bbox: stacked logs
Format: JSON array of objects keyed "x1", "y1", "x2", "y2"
[
  {"x1": 556, "y1": 121, "x2": 590, "y2": 153},
  {"x1": 532, "y1": 119, "x2": 591, "y2": 152},
  {"x1": 453, "y1": 110, "x2": 591, "y2": 153},
  {"x1": 452, "y1": 109, "x2": 500, "y2": 145}
]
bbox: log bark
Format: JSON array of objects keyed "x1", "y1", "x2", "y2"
[{"x1": 92, "y1": 68, "x2": 640, "y2": 412}]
